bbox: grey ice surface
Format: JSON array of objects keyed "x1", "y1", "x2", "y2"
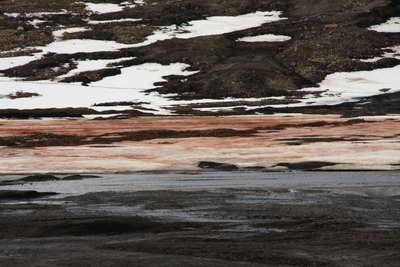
[{"x1": 1, "y1": 171, "x2": 399, "y2": 198}]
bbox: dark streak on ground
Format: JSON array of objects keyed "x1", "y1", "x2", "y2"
[
  {"x1": 0, "y1": 128, "x2": 257, "y2": 147},
  {"x1": 0, "y1": 118, "x2": 368, "y2": 147},
  {"x1": 0, "y1": 188, "x2": 399, "y2": 266}
]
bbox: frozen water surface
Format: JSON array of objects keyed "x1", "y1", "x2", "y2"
[{"x1": 1, "y1": 171, "x2": 399, "y2": 197}]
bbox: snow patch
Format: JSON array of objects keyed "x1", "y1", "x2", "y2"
[
  {"x1": 53, "y1": 27, "x2": 90, "y2": 39},
  {"x1": 358, "y1": 45, "x2": 400, "y2": 62},
  {"x1": 88, "y1": 18, "x2": 142, "y2": 24},
  {"x1": 368, "y1": 17, "x2": 400, "y2": 33},
  {"x1": 237, "y1": 34, "x2": 291, "y2": 42},
  {"x1": 294, "y1": 65, "x2": 400, "y2": 107},
  {"x1": 133, "y1": 11, "x2": 286, "y2": 47},
  {"x1": 79, "y1": 2, "x2": 132, "y2": 14},
  {"x1": 56, "y1": 57, "x2": 136, "y2": 80},
  {"x1": 90, "y1": 62, "x2": 198, "y2": 89}
]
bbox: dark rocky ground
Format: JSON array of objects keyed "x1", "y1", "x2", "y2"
[
  {"x1": 1, "y1": 0, "x2": 400, "y2": 117},
  {"x1": 1, "y1": 183, "x2": 400, "y2": 267}
]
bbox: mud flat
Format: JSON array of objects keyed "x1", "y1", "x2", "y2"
[{"x1": 1, "y1": 171, "x2": 400, "y2": 267}]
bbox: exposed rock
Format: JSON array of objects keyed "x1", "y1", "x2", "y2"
[
  {"x1": 214, "y1": 164, "x2": 239, "y2": 171},
  {"x1": 324, "y1": 24, "x2": 339, "y2": 29},
  {"x1": 6, "y1": 91, "x2": 41, "y2": 99},
  {"x1": 62, "y1": 174, "x2": 102, "y2": 180},
  {"x1": 18, "y1": 174, "x2": 60, "y2": 182},
  {"x1": 0, "y1": 190, "x2": 57, "y2": 199},
  {"x1": 274, "y1": 161, "x2": 339, "y2": 170},
  {"x1": 198, "y1": 161, "x2": 239, "y2": 171},
  {"x1": 198, "y1": 161, "x2": 225, "y2": 169}
]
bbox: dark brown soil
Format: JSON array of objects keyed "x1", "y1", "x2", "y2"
[{"x1": 0, "y1": 216, "x2": 183, "y2": 238}]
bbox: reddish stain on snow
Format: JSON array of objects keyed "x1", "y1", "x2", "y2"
[{"x1": 0, "y1": 115, "x2": 399, "y2": 173}]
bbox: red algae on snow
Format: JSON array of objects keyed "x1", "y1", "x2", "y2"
[{"x1": 0, "y1": 114, "x2": 399, "y2": 174}]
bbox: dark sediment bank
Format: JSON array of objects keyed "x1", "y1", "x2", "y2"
[{"x1": 1, "y1": 185, "x2": 399, "y2": 266}]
